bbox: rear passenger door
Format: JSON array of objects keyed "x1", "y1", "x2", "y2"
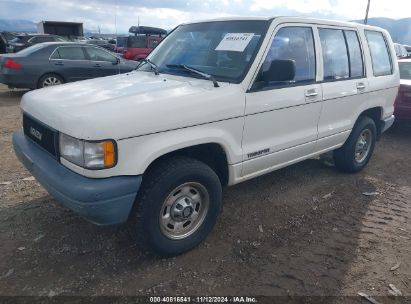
[
  {"x1": 316, "y1": 27, "x2": 367, "y2": 150},
  {"x1": 364, "y1": 30, "x2": 397, "y2": 112},
  {"x1": 242, "y1": 25, "x2": 322, "y2": 178},
  {"x1": 84, "y1": 46, "x2": 120, "y2": 77},
  {"x1": 49, "y1": 46, "x2": 92, "y2": 82}
]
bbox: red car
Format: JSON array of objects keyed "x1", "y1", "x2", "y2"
[
  {"x1": 117, "y1": 26, "x2": 167, "y2": 61},
  {"x1": 395, "y1": 59, "x2": 411, "y2": 120}
]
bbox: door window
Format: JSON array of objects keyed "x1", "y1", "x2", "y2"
[
  {"x1": 365, "y1": 31, "x2": 393, "y2": 76},
  {"x1": 259, "y1": 26, "x2": 316, "y2": 88},
  {"x1": 319, "y1": 29, "x2": 349, "y2": 80},
  {"x1": 51, "y1": 47, "x2": 86, "y2": 60},
  {"x1": 344, "y1": 30, "x2": 364, "y2": 78},
  {"x1": 86, "y1": 47, "x2": 117, "y2": 63}
]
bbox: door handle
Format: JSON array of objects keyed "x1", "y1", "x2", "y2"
[
  {"x1": 357, "y1": 82, "x2": 366, "y2": 90},
  {"x1": 305, "y1": 89, "x2": 318, "y2": 97},
  {"x1": 94, "y1": 64, "x2": 101, "y2": 68},
  {"x1": 54, "y1": 62, "x2": 64, "y2": 66}
]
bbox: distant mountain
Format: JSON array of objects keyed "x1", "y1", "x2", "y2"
[
  {"x1": 353, "y1": 17, "x2": 411, "y2": 45},
  {"x1": 0, "y1": 19, "x2": 36, "y2": 32}
]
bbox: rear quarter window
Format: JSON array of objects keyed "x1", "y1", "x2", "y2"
[
  {"x1": 365, "y1": 30, "x2": 393, "y2": 76},
  {"x1": 51, "y1": 46, "x2": 86, "y2": 60}
]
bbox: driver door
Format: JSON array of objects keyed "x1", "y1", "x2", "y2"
[{"x1": 242, "y1": 24, "x2": 322, "y2": 178}]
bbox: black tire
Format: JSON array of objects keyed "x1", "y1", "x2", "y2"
[
  {"x1": 130, "y1": 157, "x2": 222, "y2": 257},
  {"x1": 38, "y1": 74, "x2": 64, "y2": 89},
  {"x1": 333, "y1": 116, "x2": 377, "y2": 173}
]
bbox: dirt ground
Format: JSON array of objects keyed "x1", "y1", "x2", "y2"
[{"x1": 0, "y1": 84, "x2": 410, "y2": 302}]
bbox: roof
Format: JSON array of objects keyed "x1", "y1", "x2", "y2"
[
  {"x1": 38, "y1": 21, "x2": 83, "y2": 25},
  {"x1": 38, "y1": 42, "x2": 85, "y2": 47},
  {"x1": 184, "y1": 16, "x2": 387, "y2": 32}
]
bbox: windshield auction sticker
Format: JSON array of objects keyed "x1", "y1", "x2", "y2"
[{"x1": 215, "y1": 33, "x2": 255, "y2": 52}]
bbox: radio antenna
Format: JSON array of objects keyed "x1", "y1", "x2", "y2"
[{"x1": 364, "y1": 0, "x2": 371, "y2": 24}]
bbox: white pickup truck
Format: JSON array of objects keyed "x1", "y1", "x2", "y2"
[{"x1": 13, "y1": 17, "x2": 399, "y2": 256}]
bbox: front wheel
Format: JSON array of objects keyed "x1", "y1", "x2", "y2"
[
  {"x1": 334, "y1": 116, "x2": 377, "y2": 173},
  {"x1": 130, "y1": 157, "x2": 222, "y2": 256}
]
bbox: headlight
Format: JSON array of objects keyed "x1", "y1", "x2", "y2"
[{"x1": 59, "y1": 133, "x2": 116, "y2": 169}]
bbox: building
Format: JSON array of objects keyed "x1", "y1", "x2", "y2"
[{"x1": 37, "y1": 21, "x2": 83, "y2": 38}]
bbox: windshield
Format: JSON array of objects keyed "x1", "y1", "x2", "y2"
[
  {"x1": 139, "y1": 20, "x2": 270, "y2": 83},
  {"x1": 399, "y1": 62, "x2": 411, "y2": 80}
]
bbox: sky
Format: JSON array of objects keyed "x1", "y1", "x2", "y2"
[{"x1": 0, "y1": 0, "x2": 410, "y2": 33}]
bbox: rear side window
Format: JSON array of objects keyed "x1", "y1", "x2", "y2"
[
  {"x1": 344, "y1": 31, "x2": 364, "y2": 78},
  {"x1": 51, "y1": 47, "x2": 86, "y2": 60},
  {"x1": 260, "y1": 26, "x2": 316, "y2": 86},
  {"x1": 128, "y1": 36, "x2": 147, "y2": 48},
  {"x1": 365, "y1": 31, "x2": 393, "y2": 76},
  {"x1": 85, "y1": 47, "x2": 117, "y2": 63},
  {"x1": 319, "y1": 29, "x2": 349, "y2": 80}
]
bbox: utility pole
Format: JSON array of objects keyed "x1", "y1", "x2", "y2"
[{"x1": 364, "y1": 0, "x2": 371, "y2": 24}]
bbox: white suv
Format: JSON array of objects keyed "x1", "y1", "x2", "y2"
[{"x1": 13, "y1": 17, "x2": 399, "y2": 256}]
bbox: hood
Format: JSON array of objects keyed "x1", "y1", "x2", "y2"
[{"x1": 21, "y1": 71, "x2": 244, "y2": 140}]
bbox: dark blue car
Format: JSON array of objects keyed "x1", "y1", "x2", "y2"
[{"x1": 0, "y1": 42, "x2": 138, "y2": 89}]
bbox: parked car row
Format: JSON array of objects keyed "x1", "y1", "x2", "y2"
[
  {"x1": 115, "y1": 26, "x2": 167, "y2": 61},
  {"x1": 394, "y1": 43, "x2": 411, "y2": 59},
  {"x1": 0, "y1": 42, "x2": 138, "y2": 89},
  {"x1": 6, "y1": 34, "x2": 66, "y2": 53},
  {"x1": 0, "y1": 33, "x2": 121, "y2": 54},
  {"x1": 396, "y1": 59, "x2": 411, "y2": 120}
]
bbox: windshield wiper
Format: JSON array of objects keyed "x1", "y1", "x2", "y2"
[
  {"x1": 137, "y1": 58, "x2": 159, "y2": 75},
  {"x1": 166, "y1": 64, "x2": 219, "y2": 87}
]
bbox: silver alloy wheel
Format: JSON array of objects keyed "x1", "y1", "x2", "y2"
[
  {"x1": 159, "y1": 182, "x2": 209, "y2": 240},
  {"x1": 42, "y1": 76, "x2": 62, "y2": 87},
  {"x1": 355, "y1": 129, "x2": 372, "y2": 163}
]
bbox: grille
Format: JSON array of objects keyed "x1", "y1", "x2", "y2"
[{"x1": 23, "y1": 113, "x2": 58, "y2": 158}]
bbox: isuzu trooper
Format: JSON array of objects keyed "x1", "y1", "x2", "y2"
[{"x1": 13, "y1": 17, "x2": 399, "y2": 256}]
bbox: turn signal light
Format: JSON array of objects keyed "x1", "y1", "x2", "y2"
[{"x1": 103, "y1": 141, "x2": 116, "y2": 167}]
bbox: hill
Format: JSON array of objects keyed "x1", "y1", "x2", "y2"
[
  {"x1": 0, "y1": 19, "x2": 36, "y2": 32},
  {"x1": 353, "y1": 17, "x2": 411, "y2": 44}
]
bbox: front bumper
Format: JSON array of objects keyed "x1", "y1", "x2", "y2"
[{"x1": 13, "y1": 130, "x2": 142, "y2": 225}]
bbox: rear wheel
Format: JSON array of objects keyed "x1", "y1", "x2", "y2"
[
  {"x1": 38, "y1": 74, "x2": 64, "y2": 88},
  {"x1": 130, "y1": 157, "x2": 222, "y2": 256},
  {"x1": 334, "y1": 116, "x2": 377, "y2": 173}
]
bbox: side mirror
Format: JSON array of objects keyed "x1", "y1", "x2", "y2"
[
  {"x1": 262, "y1": 59, "x2": 296, "y2": 83},
  {"x1": 113, "y1": 57, "x2": 120, "y2": 65}
]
